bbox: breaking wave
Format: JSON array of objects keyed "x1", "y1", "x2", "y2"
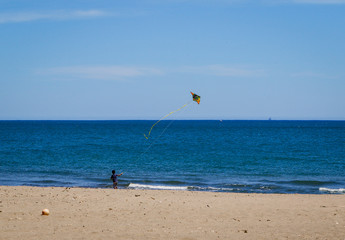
[{"x1": 319, "y1": 188, "x2": 345, "y2": 194}]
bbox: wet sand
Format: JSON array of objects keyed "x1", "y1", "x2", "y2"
[{"x1": 1, "y1": 186, "x2": 345, "y2": 239}]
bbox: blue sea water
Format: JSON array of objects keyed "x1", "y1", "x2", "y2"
[{"x1": 0, "y1": 120, "x2": 344, "y2": 194}]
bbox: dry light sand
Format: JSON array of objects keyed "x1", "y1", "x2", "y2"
[{"x1": 1, "y1": 186, "x2": 345, "y2": 240}]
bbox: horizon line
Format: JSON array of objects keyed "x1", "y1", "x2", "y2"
[{"x1": 1, "y1": 119, "x2": 344, "y2": 121}]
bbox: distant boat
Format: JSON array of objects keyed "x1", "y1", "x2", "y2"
[{"x1": 268, "y1": 117, "x2": 272, "y2": 121}]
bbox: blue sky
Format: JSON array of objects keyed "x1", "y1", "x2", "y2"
[{"x1": 1, "y1": 0, "x2": 344, "y2": 120}]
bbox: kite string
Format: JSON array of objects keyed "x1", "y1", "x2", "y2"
[
  {"x1": 138, "y1": 101, "x2": 191, "y2": 160},
  {"x1": 138, "y1": 119, "x2": 176, "y2": 159},
  {"x1": 144, "y1": 101, "x2": 192, "y2": 140}
]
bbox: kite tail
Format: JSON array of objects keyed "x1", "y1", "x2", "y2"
[{"x1": 144, "y1": 102, "x2": 192, "y2": 140}]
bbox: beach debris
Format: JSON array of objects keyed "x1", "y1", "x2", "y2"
[
  {"x1": 42, "y1": 209, "x2": 50, "y2": 215},
  {"x1": 135, "y1": 194, "x2": 140, "y2": 197}
]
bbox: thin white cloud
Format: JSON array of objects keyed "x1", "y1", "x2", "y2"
[
  {"x1": 262, "y1": 0, "x2": 345, "y2": 4},
  {"x1": 37, "y1": 66, "x2": 164, "y2": 80},
  {"x1": 150, "y1": 0, "x2": 345, "y2": 4},
  {"x1": 0, "y1": 10, "x2": 107, "y2": 24},
  {"x1": 37, "y1": 64, "x2": 264, "y2": 80},
  {"x1": 291, "y1": 0, "x2": 345, "y2": 4},
  {"x1": 291, "y1": 71, "x2": 340, "y2": 79},
  {"x1": 178, "y1": 64, "x2": 265, "y2": 77}
]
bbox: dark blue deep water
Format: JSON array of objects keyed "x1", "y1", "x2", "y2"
[{"x1": 1, "y1": 120, "x2": 344, "y2": 194}]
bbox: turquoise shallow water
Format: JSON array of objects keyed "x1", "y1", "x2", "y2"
[{"x1": 0, "y1": 120, "x2": 344, "y2": 194}]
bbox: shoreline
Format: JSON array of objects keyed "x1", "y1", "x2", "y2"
[
  {"x1": 3, "y1": 183, "x2": 345, "y2": 194},
  {"x1": 1, "y1": 186, "x2": 345, "y2": 239}
]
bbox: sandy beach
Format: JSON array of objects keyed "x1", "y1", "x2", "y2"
[{"x1": 1, "y1": 186, "x2": 345, "y2": 240}]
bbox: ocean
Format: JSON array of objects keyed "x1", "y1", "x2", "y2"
[{"x1": 0, "y1": 120, "x2": 344, "y2": 194}]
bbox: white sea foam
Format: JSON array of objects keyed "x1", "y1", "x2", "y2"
[
  {"x1": 128, "y1": 183, "x2": 237, "y2": 192},
  {"x1": 319, "y1": 188, "x2": 345, "y2": 194},
  {"x1": 128, "y1": 183, "x2": 189, "y2": 191},
  {"x1": 197, "y1": 186, "x2": 235, "y2": 192}
]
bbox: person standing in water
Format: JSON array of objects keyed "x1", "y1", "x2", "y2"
[{"x1": 110, "y1": 170, "x2": 123, "y2": 189}]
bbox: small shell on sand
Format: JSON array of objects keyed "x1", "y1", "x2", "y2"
[{"x1": 42, "y1": 209, "x2": 50, "y2": 215}]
